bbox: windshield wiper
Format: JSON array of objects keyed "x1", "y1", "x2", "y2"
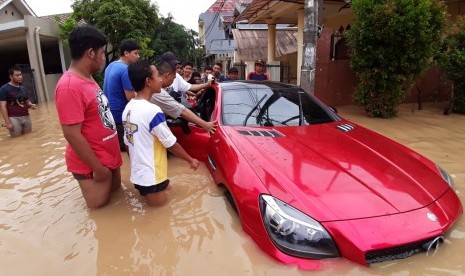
[{"x1": 243, "y1": 94, "x2": 267, "y2": 126}]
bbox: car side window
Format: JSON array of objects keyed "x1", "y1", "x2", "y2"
[{"x1": 198, "y1": 87, "x2": 216, "y2": 121}]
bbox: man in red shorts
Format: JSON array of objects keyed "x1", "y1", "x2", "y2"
[{"x1": 55, "y1": 25, "x2": 122, "y2": 209}]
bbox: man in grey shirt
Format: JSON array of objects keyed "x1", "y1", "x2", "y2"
[{"x1": 151, "y1": 52, "x2": 216, "y2": 133}]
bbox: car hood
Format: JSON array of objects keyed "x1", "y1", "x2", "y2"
[{"x1": 225, "y1": 121, "x2": 449, "y2": 221}]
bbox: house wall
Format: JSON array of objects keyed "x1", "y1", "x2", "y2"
[
  {"x1": 300, "y1": 2, "x2": 461, "y2": 106},
  {"x1": 276, "y1": 52, "x2": 298, "y2": 84},
  {"x1": 45, "y1": 73, "x2": 62, "y2": 101},
  {"x1": 199, "y1": 12, "x2": 235, "y2": 63},
  {"x1": 25, "y1": 16, "x2": 60, "y2": 37},
  {"x1": 447, "y1": 1, "x2": 465, "y2": 19},
  {"x1": 315, "y1": 28, "x2": 357, "y2": 106},
  {"x1": 0, "y1": 3, "x2": 23, "y2": 23},
  {"x1": 323, "y1": 11, "x2": 355, "y2": 31},
  {"x1": 24, "y1": 15, "x2": 62, "y2": 103},
  {"x1": 314, "y1": 28, "x2": 452, "y2": 107}
]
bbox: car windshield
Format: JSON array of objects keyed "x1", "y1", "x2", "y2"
[{"x1": 221, "y1": 83, "x2": 337, "y2": 127}]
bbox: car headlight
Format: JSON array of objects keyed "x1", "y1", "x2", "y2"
[
  {"x1": 436, "y1": 164, "x2": 455, "y2": 189},
  {"x1": 260, "y1": 194, "x2": 339, "y2": 259}
]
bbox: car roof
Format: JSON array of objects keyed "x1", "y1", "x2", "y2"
[{"x1": 219, "y1": 80, "x2": 305, "y2": 91}]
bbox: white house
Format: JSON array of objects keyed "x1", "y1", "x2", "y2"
[{"x1": 0, "y1": 0, "x2": 67, "y2": 103}]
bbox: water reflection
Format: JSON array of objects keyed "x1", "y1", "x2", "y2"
[{"x1": 0, "y1": 102, "x2": 463, "y2": 275}]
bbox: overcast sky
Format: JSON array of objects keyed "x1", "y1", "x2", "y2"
[{"x1": 24, "y1": 0, "x2": 214, "y2": 31}]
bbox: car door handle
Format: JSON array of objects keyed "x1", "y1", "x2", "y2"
[{"x1": 207, "y1": 154, "x2": 217, "y2": 171}]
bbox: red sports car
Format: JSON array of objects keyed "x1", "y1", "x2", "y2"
[{"x1": 168, "y1": 81, "x2": 462, "y2": 269}]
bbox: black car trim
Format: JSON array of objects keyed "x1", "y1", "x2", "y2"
[
  {"x1": 207, "y1": 154, "x2": 217, "y2": 170},
  {"x1": 238, "y1": 130, "x2": 283, "y2": 137}
]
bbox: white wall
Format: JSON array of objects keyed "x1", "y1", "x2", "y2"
[
  {"x1": 45, "y1": 73, "x2": 62, "y2": 101},
  {"x1": 0, "y1": 3, "x2": 23, "y2": 23}
]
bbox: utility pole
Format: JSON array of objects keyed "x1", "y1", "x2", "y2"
[{"x1": 300, "y1": 0, "x2": 320, "y2": 95}]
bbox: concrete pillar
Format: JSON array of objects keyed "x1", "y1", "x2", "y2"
[
  {"x1": 297, "y1": 9, "x2": 304, "y2": 85},
  {"x1": 25, "y1": 28, "x2": 45, "y2": 103},
  {"x1": 266, "y1": 19, "x2": 276, "y2": 62},
  {"x1": 58, "y1": 39, "x2": 67, "y2": 73}
]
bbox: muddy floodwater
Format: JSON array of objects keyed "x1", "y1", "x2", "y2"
[{"x1": 1, "y1": 102, "x2": 464, "y2": 276}]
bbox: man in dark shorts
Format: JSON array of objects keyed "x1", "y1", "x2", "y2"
[
  {"x1": 55, "y1": 26, "x2": 122, "y2": 209},
  {"x1": 123, "y1": 60, "x2": 199, "y2": 206}
]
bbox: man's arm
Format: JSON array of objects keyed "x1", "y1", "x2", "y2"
[
  {"x1": 151, "y1": 89, "x2": 216, "y2": 133},
  {"x1": 0, "y1": 101, "x2": 13, "y2": 129},
  {"x1": 185, "y1": 91, "x2": 197, "y2": 97},
  {"x1": 167, "y1": 142, "x2": 199, "y2": 170},
  {"x1": 25, "y1": 100, "x2": 37, "y2": 109},
  {"x1": 180, "y1": 108, "x2": 216, "y2": 134},
  {"x1": 124, "y1": 90, "x2": 136, "y2": 101},
  {"x1": 189, "y1": 78, "x2": 213, "y2": 92},
  {"x1": 61, "y1": 123, "x2": 111, "y2": 182},
  {"x1": 151, "y1": 91, "x2": 186, "y2": 119}
]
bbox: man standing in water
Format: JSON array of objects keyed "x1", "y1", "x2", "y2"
[
  {"x1": 55, "y1": 26, "x2": 122, "y2": 209},
  {"x1": 0, "y1": 65, "x2": 37, "y2": 137},
  {"x1": 103, "y1": 39, "x2": 141, "y2": 152},
  {"x1": 123, "y1": 59, "x2": 199, "y2": 206}
]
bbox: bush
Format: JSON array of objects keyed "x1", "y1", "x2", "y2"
[
  {"x1": 439, "y1": 16, "x2": 465, "y2": 113},
  {"x1": 346, "y1": 0, "x2": 447, "y2": 117}
]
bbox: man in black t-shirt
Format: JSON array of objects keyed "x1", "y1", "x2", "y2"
[{"x1": 0, "y1": 65, "x2": 37, "y2": 137}]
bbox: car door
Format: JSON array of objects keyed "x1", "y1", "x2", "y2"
[
  {"x1": 169, "y1": 120, "x2": 210, "y2": 162},
  {"x1": 167, "y1": 85, "x2": 219, "y2": 162}
]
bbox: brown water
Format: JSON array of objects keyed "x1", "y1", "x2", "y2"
[{"x1": 1, "y1": 102, "x2": 464, "y2": 276}]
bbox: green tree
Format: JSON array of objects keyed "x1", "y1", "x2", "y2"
[
  {"x1": 57, "y1": 1, "x2": 203, "y2": 73},
  {"x1": 439, "y1": 16, "x2": 465, "y2": 113},
  {"x1": 346, "y1": 0, "x2": 447, "y2": 117},
  {"x1": 55, "y1": 15, "x2": 79, "y2": 42},
  {"x1": 70, "y1": 0, "x2": 159, "y2": 66},
  {"x1": 150, "y1": 15, "x2": 203, "y2": 69}
]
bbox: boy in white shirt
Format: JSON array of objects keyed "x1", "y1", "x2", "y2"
[{"x1": 123, "y1": 59, "x2": 199, "y2": 206}]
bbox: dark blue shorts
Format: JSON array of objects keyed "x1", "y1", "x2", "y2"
[
  {"x1": 72, "y1": 172, "x2": 93, "y2": 180},
  {"x1": 134, "y1": 179, "x2": 170, "y2": 196}
]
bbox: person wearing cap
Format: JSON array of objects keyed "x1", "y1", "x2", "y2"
[
  {"x1": 246, "y1": 59, "x2": 270, "y2": 81},
  {"x1": 150, "y1": 52, "x2": 216, "y2": 134},
  {"x1": 224, "y1": 67, "x2": 239, "y2": 81}
]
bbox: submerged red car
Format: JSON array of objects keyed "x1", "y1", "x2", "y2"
[{"x1": 168, "y1": 81, "x2": 462, "y2": 269}]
